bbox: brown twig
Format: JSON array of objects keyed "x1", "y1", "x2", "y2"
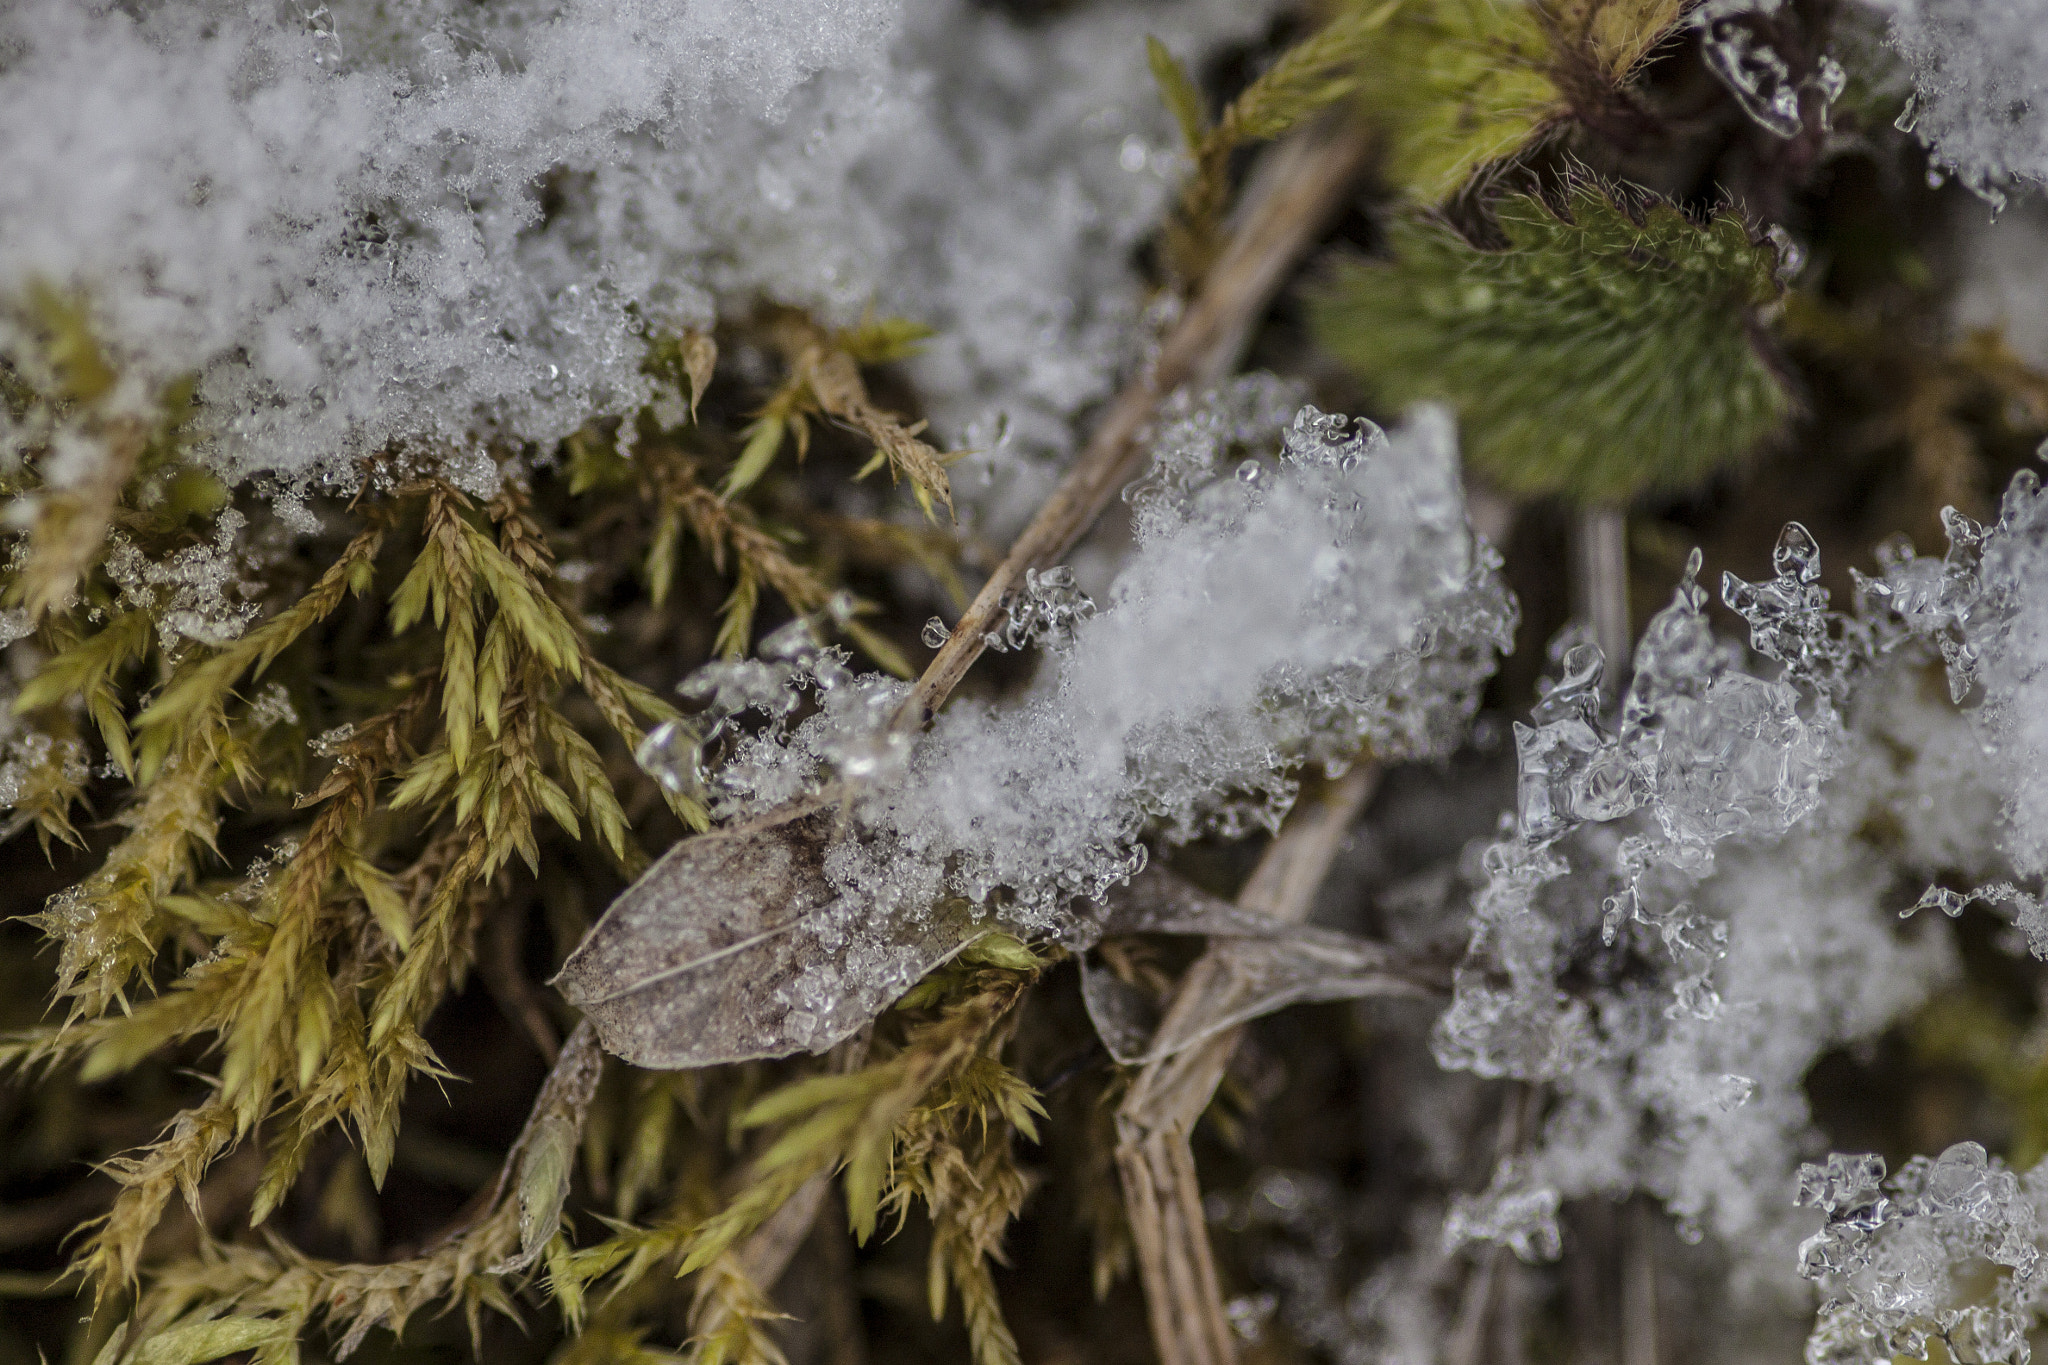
[
  {"x1": 1114, "y1": 764, "x2": 1379, "y2": 1365},
  {"x1": 898, "y1": 118, "x2": 1376, "y2": 730}
]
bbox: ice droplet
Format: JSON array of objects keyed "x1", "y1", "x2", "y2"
[
  {"x1": 634, "y1": 719, "x2": 706, "y2": 797},
  {"x1": 1894, "y1": 90, "x2": 1921, "y2": 134},
  {"x1": 922, "y1": 616, "x2": 951, "y2": 648}
]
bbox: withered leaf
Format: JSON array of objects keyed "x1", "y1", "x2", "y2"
[
  {"x1": 553, "y1": 807, "x2": 988, "y2": 1070},
  {"x1": 1084, "y1": 867, "x2": 1446, "y2": 1064}
]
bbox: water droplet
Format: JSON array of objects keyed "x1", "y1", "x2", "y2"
[
  {"x1": 921, "y1": 616, "x2": 951, "y2": 648},
  {"x1": 1765, "y1": 224, "x2": 1806, "y2": 283}
]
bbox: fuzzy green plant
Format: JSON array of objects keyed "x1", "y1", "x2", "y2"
[
  {"x1": 1312, "y1": 183, "x2": 1795, "y2": 503},
  {"x1": 1343, "y1": 0, "x2": 1686, "y2": 201},
  {"x1": 1150, "y1": 0, "x2": 1689, "y2": 282}
]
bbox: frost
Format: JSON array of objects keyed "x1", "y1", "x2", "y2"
[
  {"x1": 0, "y1": 0, "x2": 1276, "y2": 514},
  {"x1": 1436, "y1": 527, "x2": 1854, "y2": 1083},
  {"x1": 1417, "y1": 518, "x2": 1965, "y2": 1315},
  {"x1": 0, "y1": 723, "x2": 87, "y2": 814},
  {"x1": 567, "y1": 398, "x2": 1514, "y2": 1066},
  {"x1": 1862, "y1": 466, "x2": 2048, "y2": 949},
  {"x1": 636, "y1": 597, "x2": 912, "y2": 817},
  {"x1": 1692, "y1": 0, "x2": 1846, "y2": 138},
  {"x1": 1797, "y1": 1143, "x2": 2048, "y2": 1363},
  {"x1": 103, "y1": 509, "x2": 264, "y2": 653},
  {"x1": 1867, "y1": 0, "x2": 2048, "y2": 207},
  {"x1": 976, "y1": 565, "x2": 1096, "y2": 655},
  {"x1": 1442, "y1": 1158, "x2": 1563, "y2": 1262}
]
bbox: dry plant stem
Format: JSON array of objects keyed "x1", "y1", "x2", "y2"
[
  {"x1": 1621, "y1": 1197, "x2": 1660, "y2": 1365},
  {"x1": 1114, "y1": 764, "x2": 1379, "y2": 1365},
  {"x1": 1573, "y1": 503, "x2": 1631, "y2": 697},
  {"x1": 899, "y1": 117, "x2": 1375, "y2": 728},
  {"x1": 1446, "y1": 1081, "x2": 1546, "y2": 1365}
]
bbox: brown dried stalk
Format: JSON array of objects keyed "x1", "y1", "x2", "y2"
[{"x1": 1114, "y1": 764, "x2": 1379, "y2": 1365}]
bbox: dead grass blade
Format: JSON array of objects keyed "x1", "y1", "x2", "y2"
[{"x1": 1113, "y1": 764, "x2": 1379, "y2": 1365}]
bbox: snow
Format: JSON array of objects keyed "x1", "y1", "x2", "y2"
[{"x1": 0, "y1": 0, "x2": 1275, "y2": 527}]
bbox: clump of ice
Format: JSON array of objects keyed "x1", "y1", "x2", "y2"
[
  {"x1": 0, "y1": 0, "x2": 1275, "y2": 522},
  {"x1": 656, "y1": 394, "x2": 1515, "y2": 947},
  {"x1": 1867, "y1": 0, "x2": 2048, "y2": 207},
  {"x1": 1797, "y1": 1143, "x2": 2048, "y2": 1363},
  {"x1": 1418, "y1": 521, "x2": 1977, "y2": 1320},
  {"x1": 1862, "y1": 466, "x2": 2048, "y2": 950},
  {"x1": 851, "y1": 399, "x2": 1516, "y2": 933},
  {"x1": 103, "y1": 508, "x2": 265, "y2": 654},
  {"x1": 1434, "y1": 525, "x2": 1859, "y2": 1084}
]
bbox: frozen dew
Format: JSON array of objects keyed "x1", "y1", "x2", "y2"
[
  {"x1": 307, "y1": 723, "x2": 354, "y2": 758},
  {"x1": 982, "y1": 565, "x2": 1096, "y2": 654},
  {"x1": 248, "y1": 682, "x2": 299, "y2": 730},
  {"x1": 1690, "y1": 0, "x2": 1842, "y2": 138},
  {"x1": 1442, "y1": 1160, "x2": 1564, "y2": 1262},
  {"x1": 633, "y1": 719, "x2": 706, "y2": 800},
  {"x1": 1795, "y1": 1143, "x2": 2048, "y2": 1364}
]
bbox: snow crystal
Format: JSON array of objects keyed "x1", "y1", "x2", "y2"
[
  {"x1": 1797, "y1": 1142, "x2": 2048, "y2": 1363},
  {"x1": 1857, "y1": 466, "x2": 2048, "y2": 949},
  {"x1": 1870, "y1": 0, "x2": 2048, "y2": 206},
  {"x1": 663, "y1": 395, "x2": 1513, "y2": 958},
  {"x1": 0, "y1": 0, "x2": 1277, "y2": 521},
  {"x1": 1423, "y1": 521, "x2": 1967, "y2": 1316},
  {"x1": 1691, "y1": 0, "x2": 1846, "y2": 139}
]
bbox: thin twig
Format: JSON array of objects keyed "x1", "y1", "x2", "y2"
[
  {"x1": 1446, "y1": 1081, "x2": 1546, "y2": 1365},
  {"x1": 898, "y1": 118, "x2": 1376, "y2": 730},
  {"x1": 1573, "y1": 504, "x2": 1631, "y2": 699},
  {"x1": 1114, "y1": 765, "x2": 1379, "y2": 1365},
  {"x1": 1621, "y1": 1197, "x2": 1659, "y2": 1365}
]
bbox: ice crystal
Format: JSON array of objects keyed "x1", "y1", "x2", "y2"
[
  {"x1": 0, "y1": 0, "x2": 1277, "y2": 516},
  {"x1": 1692, "y1": 0, "x2": 1845, "y2": 138},
  {"x1": 1420, "y1": 517, "x2": 1970, "y2": 1315},
  {"x1": 0, "y1": 724, "x2": 87, "y2": 812},
  {"x1": 1858, "y1": 467, "x2": 2048, "y2": 952},
  {"x1": 1869, "y1": 0, "x2": 2048, "y2": 206},
  {"x1": 1797, "y1": 1143, "x2": 2048, "y2": 1363},
  {"x1": 1438, "y1": 529, "x2": 1852, "y2": 1082},
  {"x1": 978, "y1": 565, "x2": 1095, "y2": 655},
  {"x1": 1442, "y1": 1158, "x2": 1564, "y2": 1262},
  {"x1": 103, "y1": 509, "x2": 263, "y2": 653}
]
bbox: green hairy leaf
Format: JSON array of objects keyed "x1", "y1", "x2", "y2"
[{"x1": 1313, "y1": 184, "x2": 1794, "y2": 502}]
